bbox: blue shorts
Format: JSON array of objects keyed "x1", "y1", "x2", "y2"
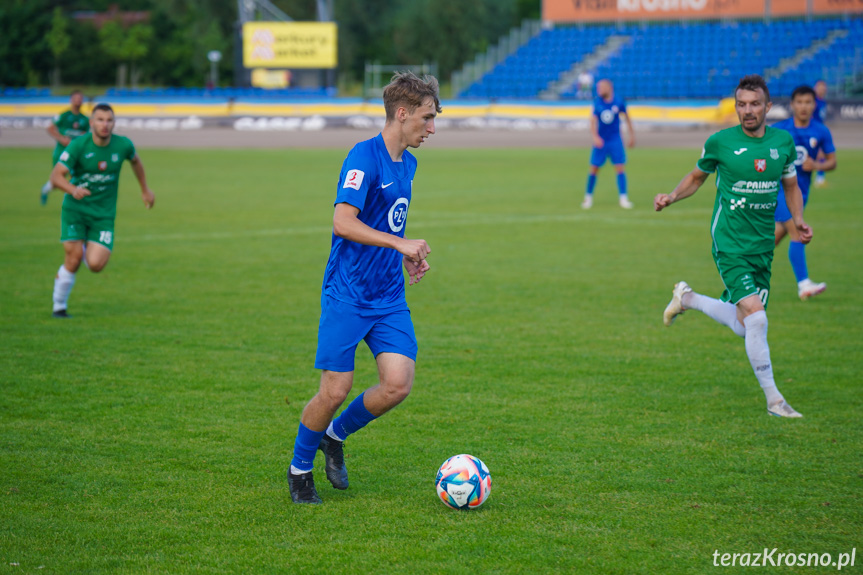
[
  {"x1": 774, "y1": 189, "x2": 810, "y2": 223},
  {"x1": 314, "y1": 295, "x2": 417, "y2": 372},
  {"x1": 590, "y1": 139, "x2": 626, "y2": 167}
]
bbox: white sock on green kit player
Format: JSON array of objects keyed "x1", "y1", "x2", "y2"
[
  {"x1": 681, "y1": 291, "x2": 746, "y2": 338},
  {"x1": 53, "y1": 265, "x2": 76, "y2": 312},
  {"x1": 741, "y1": 310, "x2": 784, "y2": 405}
]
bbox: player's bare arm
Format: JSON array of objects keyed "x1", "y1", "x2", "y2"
[
  {"x1": 623, "y1": 113, "x2": 635, "y2": 148},
  {"x1": 589, "y1": 115, "x2": 604, "y2": 148},
  {"x1": 802, "y1": 151, "x2": 836, "y2": 173},
  {"x1": 46, "y1": 123, "x2": 71, "y2": 147},
  {"x1": 129, "y1": 155, "x2": 155, "y2": 209},
  {"x1": 781, "y1": 176, "x2": 813, "y2": 244},
  {"x1": 654, "y1": 167, "x2": 709, "y2": 211},
  {"x1": 332, "y1": 203, "x2": 430, "y2": 262},
  {"x1": 49, "y1": 163, "x2": 90, "y2": 200}
]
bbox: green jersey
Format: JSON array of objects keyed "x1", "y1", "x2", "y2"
[
  {"x1": 58, "y1": 133, "x2": 137, "y2": 219},
  {"x1": 696, "y1": 125, "x2": 797, "y2": 255},
  {"x1": 52, "y1": 109, "x2": 89, "y2": 164}
]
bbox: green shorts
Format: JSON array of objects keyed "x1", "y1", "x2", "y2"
[
  {"x1": 60, "y1": 208, "x2": 115, "y2": 250},
  {"x1": 714, "y1": 250, "x2": 773, "y2": 309}
]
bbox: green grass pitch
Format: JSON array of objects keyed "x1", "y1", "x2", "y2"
[{"x1": 1, "y1": 143, "x2": 861, "y2": 573}]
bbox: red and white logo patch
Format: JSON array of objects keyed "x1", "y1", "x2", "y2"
[
  {"x1": 754, "y1": 159, "x2": 766, "y2": 172},
  {"x1": 98, "y1": 161, "x2": 108, "y2": 171},
  {"x1": 342, "y1": 169, "x2": 365, "y2": 190}
]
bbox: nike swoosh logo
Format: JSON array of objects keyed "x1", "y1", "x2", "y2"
[
  {"x1": 733, "y1": 148, "x2": 747, "y2": 155},
  {"x1": 382, "y1": 182, "x2": 394, "y2": 189},
  {"x1": 85, "y1": 153, "x2": 94, "y2": 158}
]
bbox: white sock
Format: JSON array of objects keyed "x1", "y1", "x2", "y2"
[
  {"x1": 326, "y1": 421, "x2": 343, "y2": 442},
  {"x1": 290, "y1": 465, "x2": 312, "y2": 475},
  {"x1": 683, "y1": 292, "x2": 746, "y2": 338},
  {"x1": 743, "y1": 311, "x2": 783, "y2": 405},
  {"x1": 53, "y1": 265, "x2": 76, "y2": 312}
]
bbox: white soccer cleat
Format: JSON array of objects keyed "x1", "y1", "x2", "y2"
[
  {"x1": 663, "y1": 281, "x2": 692, "y2": 327},
  {"x1": 619, "y1": 196, "x2": 634, "y2": 209},
  {"x1": 581, "y1": 195, "x2": 593, "y2": 210},
  {"x1": 767, "y1": 399, "x2": 803, "y2": 418},
  {"x1": 798, "y1": 279, "x2": 826, "y2": 301}
]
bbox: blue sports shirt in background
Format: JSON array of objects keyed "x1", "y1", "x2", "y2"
[
  {"x1": 593, "y1": 95, "x2": 627, "y2": 143},
  {"x1": 322, "y1": 133, "x2": 417, "y2": 309},
  {"x1": 814, "y1": 97, "x2": 827, "y2": 124},
  {"x1": 771, "y1": 118, "x2": 835, "y2": 196}
]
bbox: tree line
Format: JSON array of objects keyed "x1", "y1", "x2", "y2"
[{"x1": 0, "y1": 0, "x2": 539, "y2": 90}]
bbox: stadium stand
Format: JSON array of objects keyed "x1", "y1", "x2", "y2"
[
  {"x1": 460, "y1": 18, "x2": 863, "y2": 100},
  {"x1": 102, "y1": 87, "x2": 338, "y2": 100},
  {"x1": 2, "y1": 88, "x2": 52, "y2": 98}
]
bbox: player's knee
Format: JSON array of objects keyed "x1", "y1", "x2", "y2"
[
  {"x1": 380, "y1": 377, "x2": 413, "y2": 405},
  {"x1": 63, "y1": 255, "x2": 82, "y2": 272},
  {"x1": 320, "y1": 385, "x2": 351, "y2": 409},
  {"x1": 743, "y1": 310, "x2": 767, "y2": 331},
  {"x1": 88, "y1": 260, "x2": 107, "y2": 273}
]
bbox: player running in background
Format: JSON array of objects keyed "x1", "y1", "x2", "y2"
[
  {"x1": 772, "y1": 85, "x2": 836, "y2": 300},
  {"x1": 813, "y1": 80, "x2": 829, "y2": 187},
  {"x1": 41, "y1": 90, "x2": 89, "y2": 205},
  {"x1": 582, "y1": 79, "x2": 635, "y2": 210},
  {"x1": 654, "y1": 75, "x2": 811, "y2": 418},
  {"x1": 49, "y1": 103, "x2": 155, "y2": 318},
  {"x1": 287, "y1": 72, "x2": 440, "y2": 504}
]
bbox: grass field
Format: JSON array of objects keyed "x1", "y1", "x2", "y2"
[{"x1": 2, "y1": 143, "x2": 861, "y2": 574}]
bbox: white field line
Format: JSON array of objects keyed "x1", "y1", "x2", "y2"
[{"x1": 3, "y1": 209, "x2": 711, "y2": 248}]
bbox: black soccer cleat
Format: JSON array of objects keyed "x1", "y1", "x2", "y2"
[
  {"x1": 52, "y1": 309, "x2": 71, "y2": 319},
  {"x1": 288, "y1": 470, "x2": 322, "y2": 504},
  {"x1": 318, "y1": 435, "x2": 349, "y2": 490}
]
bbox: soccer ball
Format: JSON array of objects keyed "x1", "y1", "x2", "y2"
[{"x1": 435, "y1": 454, "x2": 491, "y2": 510}]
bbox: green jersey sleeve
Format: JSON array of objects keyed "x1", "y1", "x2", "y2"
[
  {"x1": 57, "y1": 136, "x2": 84, "y2": 172},
  {"x1": 696, "y1": 132, "x2": 719, "y2": 173}
]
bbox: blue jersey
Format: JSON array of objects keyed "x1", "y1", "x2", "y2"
[
  {"x1": 322, "y1": 133, "x2": 417, "y2": 309},
  {"x1": 814, "y1": 97, "x2": 827, "y2": 124},
  {"x1": 771, "y1": 118, "x2": 835, "y2": 196},
  {"x1": 593, "y1": 95, "x2": 627, "y2": 143}
]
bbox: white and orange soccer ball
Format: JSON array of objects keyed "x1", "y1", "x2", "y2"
[{"x1": 435, "y1": 454, "x2": 491, "y2": 510}]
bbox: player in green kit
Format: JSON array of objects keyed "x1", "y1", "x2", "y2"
[
  {"x1": 49, "y1": 103, "x2": 155, "y2": 318},
  {"x1": 654, "y1": 75, "x2": 812, "y2": 418},
  {"x1": 41, "y1": 90, "x2": 89, "y2": 205}
]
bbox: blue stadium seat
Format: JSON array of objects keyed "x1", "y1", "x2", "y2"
[{"x1": 459, "y1": 17, "x2": 862, "y2": 100}]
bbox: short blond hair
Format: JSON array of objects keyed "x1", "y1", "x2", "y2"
[{"x1": 382, "y1": 71, "x2": 442, "y2": 121}]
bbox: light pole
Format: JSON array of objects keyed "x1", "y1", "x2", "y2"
[{"x1": 207, "y1": 50, "x2": 222, "y2": 88}]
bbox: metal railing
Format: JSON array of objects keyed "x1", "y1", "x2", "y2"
[
  {"x1": 450, "y1": 19, "x2": 543, "y2": 98},
  {"x1": 363, "y1": 62, "x2": 439, "y2": 100}
]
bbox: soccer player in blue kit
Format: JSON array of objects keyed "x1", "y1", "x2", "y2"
[
  {"x1": 773, "y1": 85, "x2": 836, "y2": 300},
  {"x1": 288, "y1": 72, "x2": 441, "y2": 504},
  {"x1": 582, "y1": 79, "x2": 635, "y2": 210}
]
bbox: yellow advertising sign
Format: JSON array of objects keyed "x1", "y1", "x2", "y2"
[
  {"x1": 251, "y1": 69, "x2": 291, "y2": 89},
  {"x1": 243, "y1": 22, "x2": 337, "y2": 69}
]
